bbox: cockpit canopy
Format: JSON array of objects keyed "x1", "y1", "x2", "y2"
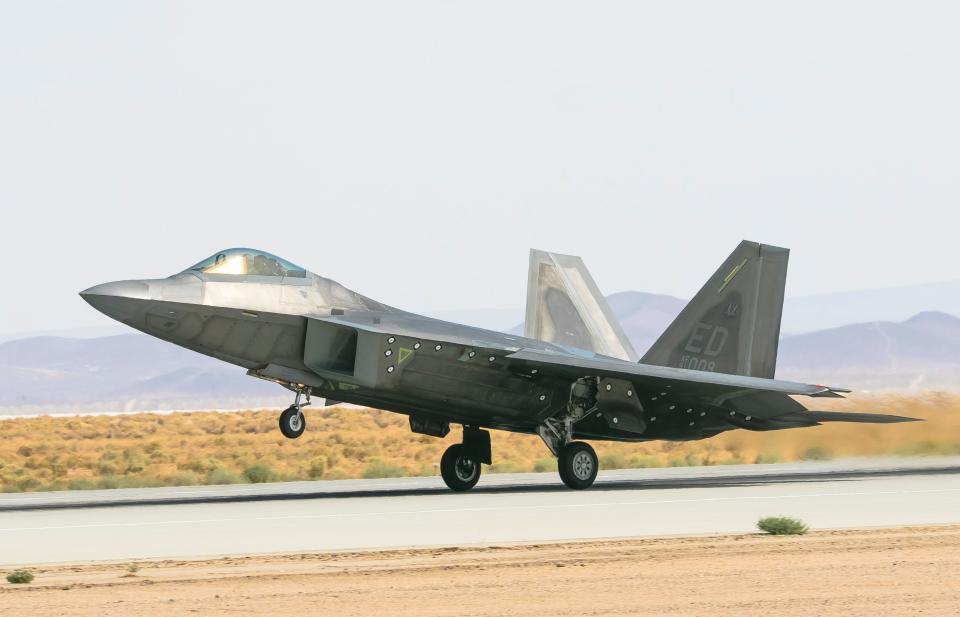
[{"x1": 186, "y1": 248, "x2": 307, "y2": 278}]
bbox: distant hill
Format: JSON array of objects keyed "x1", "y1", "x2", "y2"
[
  {"x1": 782, "y1": 280, "x2": 960, "y2": 334},
  {"x1": 775, "y1": 311, "x2": 960, "y2": 390},
  {"x1": 602, "y1": 291, "x2": 688, "y2": 354},
  {"x1": 0, "y1": 335, "x2": 285, "y2": 415}
]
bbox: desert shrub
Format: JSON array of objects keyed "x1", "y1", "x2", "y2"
[
  {"x1": 533, "y1": 458, "x2": 556, "y2": 472},
  {"x1": 362, "y1": 460, "x2": 406, "y2": 479},
  {"x1": 308, "y1": 457, "x2": 327, "y2": 479},
  {"x1": 628, "y1": 455, "x2": 662, "y2": 468},
  {"x1": 600, "y1": 451, "x2": 627, "y2": 469},
  {"x1": 98, "y1": 475, "x2": 121, "y2": 489},
  {"x1": 244, "y1": 464, "x2": 274, "y2": 483},
  {"x1": 488, "y1": 461, "x2": 522, "y2": 474},
  {"x1": 757, "y1": 516, "x2": 809, "y2": 535},
  {"x1": 754, "y1": 452, "x2": 782, "y2": 464},
  {"x1": 171, "y1": 471, "x2": 198, "y2": 486},
  {"x1": 67, "y1": 478, "x2": 94, "y2": 490},
  {"x1": 6, "y1": 570, "x2": 34, "y2": 584},
  {"x1": 800, "y1": 447, "x2": 833, "y2": 461},
  {"x1": 206, "y1": 468, "x2": 240, "y2": 485}
]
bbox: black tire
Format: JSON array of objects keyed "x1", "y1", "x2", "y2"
[
  {"x1": 279, "y1": 405, "x2": 305, "y2": 439},
  {"x1": 558, "y1": 441, "x2": 598, "y2": 490},
  {"x1": 440, "y1": 444, "x2": 481, "y2": 492}
]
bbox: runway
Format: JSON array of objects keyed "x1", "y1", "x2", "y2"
[{"x1": 1, "y1": 457, "x2": 958, "y2": 565}]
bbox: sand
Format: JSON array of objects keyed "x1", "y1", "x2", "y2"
[{"x1": 2, "y1": 525, "x2": 958, "y2": 616}]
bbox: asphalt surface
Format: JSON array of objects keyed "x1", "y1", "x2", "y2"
[{"x1": 1, "y1": 457, "x2": 958, "y2": 565}]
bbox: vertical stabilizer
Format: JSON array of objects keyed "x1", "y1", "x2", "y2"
[
  {"x1": 640, "y1": 241, "x2": 788, "y2": 378},
  {"x1": 525, "y1": 249, "x2": 638, "y2": 361}
]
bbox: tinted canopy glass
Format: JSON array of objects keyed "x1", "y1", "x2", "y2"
[{"x1": 186, "y1": 248, "x2": 307, "y2": 278}]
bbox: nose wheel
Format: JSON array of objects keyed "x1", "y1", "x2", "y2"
[
  {"x1": 278, "y1": 387, "x2": 310, "y2": 439},
  {"x1": 440, "y1": 444, "x2": 481, "y2": 491}
]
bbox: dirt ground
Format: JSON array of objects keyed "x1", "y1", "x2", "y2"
[{"x1": 2, "y1": 525, "x2": 959, "y2": 616}]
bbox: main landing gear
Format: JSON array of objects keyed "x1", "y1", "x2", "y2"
[
  {"x1": 279, "y1": 387, "x2": 310, "y2": 439},
  {"x1": 557, "y1": 441, "x2": 598, "y2": 490},
  {"x1": 537, "y1": 397, "x2": 600, "y2": 490}
]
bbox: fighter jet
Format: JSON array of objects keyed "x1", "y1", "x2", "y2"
[{"x1": 81, "y1": 242, "x2": 915, "y2": 491}]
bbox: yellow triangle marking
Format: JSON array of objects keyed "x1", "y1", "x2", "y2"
[{"x1": 398, "y1": 347, "x2": 414, "y2": 364}]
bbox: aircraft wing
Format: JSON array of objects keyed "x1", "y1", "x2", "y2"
[
  {"x1": 505, "y1": 348, "x2": 918, "y2": 425},
  {"x1": 506, "y1": 348, "x2": 845, "y2": 398}
]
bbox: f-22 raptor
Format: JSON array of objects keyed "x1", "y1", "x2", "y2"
[{"x1": 81, "y1": 241, "x2": 915, "y2": 491}]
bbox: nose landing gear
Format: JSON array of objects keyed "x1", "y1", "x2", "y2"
[
  {"x1": 279, "y1": 387, "x2": 310, "y2": 439},
  {"x1": 440, "y1": 444, "x2": 481, "y2": 491},
  {"x1": 439, "y1": 427, "x2": 490, "y2": 492}
]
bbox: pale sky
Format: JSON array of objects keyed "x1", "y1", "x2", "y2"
[{"x1": 1, "y1": 1, "x2": 958, "y2": 336}]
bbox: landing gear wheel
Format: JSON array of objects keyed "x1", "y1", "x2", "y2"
[
  {"x1": 440, "y1": 444, "x2": 481, "y2": 492},
  {"x1": 558, "y1": 441, "x2": 598, "y2": 490},
  {"x1": 279, "y1": 405, "x2": 305, "y2": 439}
]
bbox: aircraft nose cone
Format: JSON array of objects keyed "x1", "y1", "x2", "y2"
[
  {"x1": 80, "y1": 280, "x2": 150, "y2": 301},
  {"x1": 80, "y1": 280, "x2": 151, "y2": 324}
]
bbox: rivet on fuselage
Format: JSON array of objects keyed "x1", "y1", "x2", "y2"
[
  {"x1": 386, "y1": 365, "x2": 395, "y2": 373},
  {"x1": 605, "y1": 384, "x2": 612, "y2": 391},
  {"x1": 468, "y1": 351, "x2": 476, "y2": 358},
  {"x1": 539, "y1": 394, "x2": 546, "y2": 401},
  {"x1": 414, "y1": 342, "x2": 421, "y2": 349},
  {"x1": 434, "y1": 344, "x2": 442, "y2": 351},
  {"x1": 488, "y1": 356, "x2": 495, "y2": 362},
  {"x1": 745, "y1": 416, "x2": 752, "y2": 421},
  {"x1": 626, "y1": 389, "x2": 633, "y2": 397},
  {"x1": 384, "y1": 349, "x2": 393, "y2": 357},
  {"x1": 387, "y1": 336, "x2": 396, "y2": 344}
]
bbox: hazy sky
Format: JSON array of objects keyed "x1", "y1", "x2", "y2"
[{"x1": 2, "y1": 1, "x2": 958, "y2": 336}]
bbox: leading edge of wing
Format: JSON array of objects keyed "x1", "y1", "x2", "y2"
[{"x1": 506, "y1": 348, "x2": 848, "y2": 398}]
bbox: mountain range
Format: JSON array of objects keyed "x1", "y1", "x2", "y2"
[{"x1": 1, "y1": 290, "x2": 958, "y2": 414}]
